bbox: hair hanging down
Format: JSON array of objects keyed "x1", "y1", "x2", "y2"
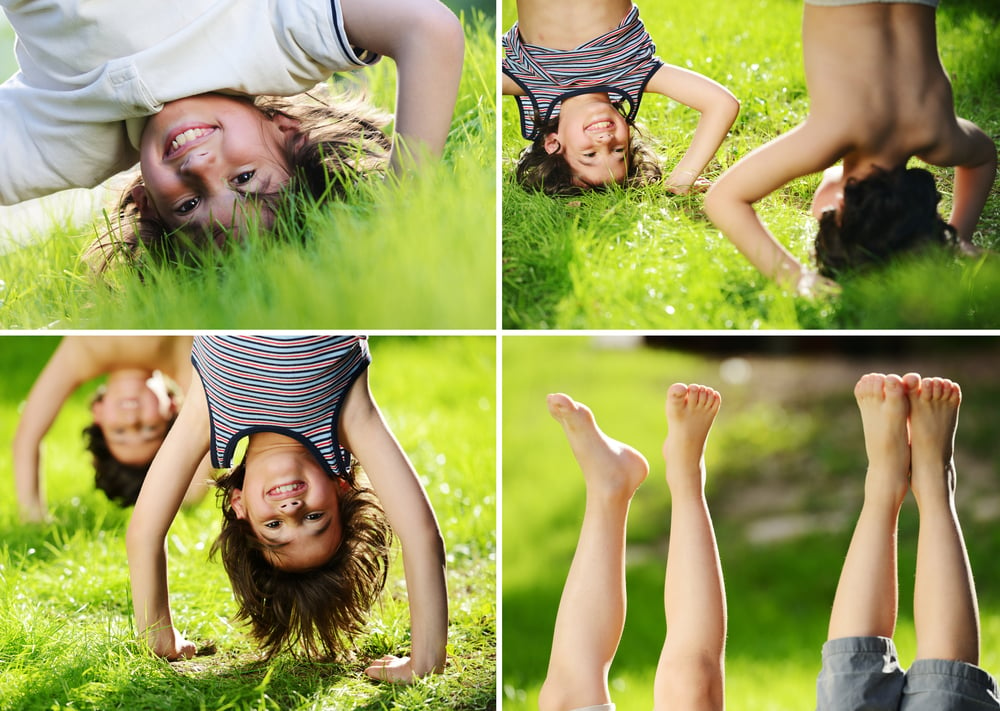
[
  {"x1": 83, "y1": 417, "x2": 176, "y2": 506},
  {"x1": 212, "y1": 460, "x2": 393, "y2": 659},
  {"x1": 85, "y1": 87, "x2": 392, "y2": 272},
  {"x1": 814, "y1": 166, "x2": 958, "y2": 278},
  {"x1": 514, "y1": 110, "x2": 662, "y2": 196}
]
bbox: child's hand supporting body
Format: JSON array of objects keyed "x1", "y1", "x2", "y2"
[
  {"x1": 340, "y1": 372, "x2": 449, "y2": 681},
  {"x1": 126, "y1": 373, "x2": 211, "y2": 660},
  {"x1": 341, "y1": 0, "x2": 465, "y2": 172}
]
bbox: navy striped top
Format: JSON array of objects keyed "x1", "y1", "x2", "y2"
[
  {"x1": 502, "y1": 4, "x2": 664, "y2": 140},
  {"x1": 191, "y1": 335, "x2": 370, "y2": 480}
]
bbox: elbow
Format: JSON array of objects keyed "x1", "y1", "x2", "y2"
[{"x1": 417, "y1": 3, "x2": 465, "y2": 66}]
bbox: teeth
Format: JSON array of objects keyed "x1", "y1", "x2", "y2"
[
  {"x1": 271, "y1": 483, "x2": 300, "y2": 495},
  {"x1": 169, "y1": 127, "x2": 212, "y2": 153}
]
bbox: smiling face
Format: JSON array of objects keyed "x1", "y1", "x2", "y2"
[
  {"x1": 545, "y1": 93, "x2": 630, "y2": 187},
  {"x1": 90, "y1": 371, "x2": 175, "y2": 466},
  {"x1": 136, "y1": 94, "x2": 301, "y2": 237},
  {"x1": 229, "y1": 448, "x2": 345, "y2": 572}
]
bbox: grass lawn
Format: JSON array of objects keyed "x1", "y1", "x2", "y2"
[
  {"x1": 0, "y1": 8, "x2": 496, "y2": 330},
  {"x1": 0, "y1": 336, "x2": 496, "y2": 711},
  {"x1": 501, "y1": 0, "x2": 1000, "y2": 329},
  {"x1": 502, "y1": 335, "x2": 1000, "y2": 710}
]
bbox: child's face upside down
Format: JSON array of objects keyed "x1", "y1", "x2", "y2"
[
  {"x1": 90, "y1": 370, "x2": 175, "y2": 466},
  {"x1": 544, "y1": 92, "x2": 630, "y2": 187},
  {"x1": 135, "y1": 94, "x2": 301, "y2": 238},
  {"x1": 229, "y1": 447, "x2": 347, "y2": 572}
]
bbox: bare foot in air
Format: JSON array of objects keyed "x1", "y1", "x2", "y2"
[
  {"x1": 855, "y1": 373, "x2": 911, "y2": 510},
  {"x1": 663, "y1": 383, "x2": 720, "y2": 498},
  {"x1": 547, "y1": 393, "x2": 649, "y2": 501},
  {"x1": 905, "y1": 373, "x2": 961, "y2": 508}
]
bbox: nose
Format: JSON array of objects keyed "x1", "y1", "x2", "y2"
[
  {"x1": 181, "y1": 150, "x2": 218, "y2": 179},
  {"x1": 279, "y1": 499, "x2": 302, "y2": 512}
]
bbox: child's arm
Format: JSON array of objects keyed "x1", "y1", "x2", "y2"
[
  {"x1": 645, "y1": 65, "x2": 740, "y2": 194},
  {"x1": 340, "y1": 0, "x2": 464, "y2": 172},
  {"x1": 12, "y1": 339, "x2": 100, "y2": 522},
  {"x1": 921, "y1": 118, "x2": 998, "y2": 242},
  {"x1": 704, "y1": 118, "x2": 848, "y2": 294},
  {"x1": 126, "y1": 371, "x2": 211, "y2": 660},
  {"x1": 340, "y1": 373, "x2": 448, "y2": 683}
]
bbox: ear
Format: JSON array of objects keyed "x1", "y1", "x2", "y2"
[
  {"x1": 90, "y1": 398, "x2": 104, "y2": 423},
  {"x1": 543, "y1": 132, "x2": 561, "y2": 155},
  {"x1": 129, "y1": 185, "x2": 159, "y2": 220},
  {"x1": 230, "y1": 488, "x2": 247, "y2": 519},
  {"x1": 271, "y1": 112, "x2": 301, "y2": 136}
]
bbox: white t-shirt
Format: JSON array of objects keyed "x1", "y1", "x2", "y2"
[{"x1": 0, "y1": 0, "x2": 378, "y2": 205}]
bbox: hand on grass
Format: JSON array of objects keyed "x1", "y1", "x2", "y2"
[
  {"x1": 364, "y1": 655, "x2": 418, "y2": 684},
  {"x1": 666, "y1": 176, "x2": 712, "y2": 195},
  {"x1": 795, "y1": 269, "x2": 840, "y2": 299},
  {"x1": 152, "y1": 627, "x2": 196, "y2": 661}
]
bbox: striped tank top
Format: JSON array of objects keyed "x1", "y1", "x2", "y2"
[
  {"x1": 191, "y1": 335, "x2": 370, "y2": 480},
  {"x1": 502, "y1": 4, "x2": 664, "y2": 140}
]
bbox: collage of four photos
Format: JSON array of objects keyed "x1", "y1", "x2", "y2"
[{"x1": 0, "y1": 0, "x2": 998, "y2": 709}]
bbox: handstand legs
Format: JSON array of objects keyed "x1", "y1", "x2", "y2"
[
  {"x1": 539, "y1": 384, "x2": 725, "y2": 711},
  {"x1": 819, "y1": 373, "x2": 997, "y2": 711}
]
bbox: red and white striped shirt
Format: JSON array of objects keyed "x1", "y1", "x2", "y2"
[
  {"x1": 191, "y1": 335, "x2": 370, "y2": 480},
  {"x1": 502, "y1": 4, "x2": 664, "y2": 140}
]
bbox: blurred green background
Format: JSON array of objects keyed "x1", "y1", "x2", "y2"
[{"x1": 503, "y1": 335, "x2": 1000, "y2": 710}]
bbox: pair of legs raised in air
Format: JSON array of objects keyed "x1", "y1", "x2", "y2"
[
  {"x1": 540, "y1": 383, "x2": 726, "y2": 711},
  {"x1": 539, "y1": 374, "x2": 998, "y2": 711},
  {"x1": 820, "y1": 373, "x2": 998, "y2": 710}
]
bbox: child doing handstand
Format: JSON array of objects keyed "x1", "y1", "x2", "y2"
[
  {"x1": 0, "y1": 0, "x2": 464, "y2": 265},
  {"x1": 502, "y1": 0, "x2": 739, "y2": 195},
  {"x1": 705, "y1": 1, "x2": 997, "y2": 295},
  {"x1": 13, "y1": 336, "x2": 208, "y2": 521},
  {"x1": 126, "y1": 335, "x2": 446, "y2": 683},
  {"x1": 818, "y1": 372, "x2": 999, "y2": 709},
  {"x1": 540, "y1": 384, "x2": 726, "y2": 711}
]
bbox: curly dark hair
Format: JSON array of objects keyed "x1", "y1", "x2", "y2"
[
  {"x1": 514, "y1": 110, "x2": 662, "y2": 196},
  {"x1": 83, "y1": 412, "x2": 177, "y2": 506},
  {"x1": 814, "y1": 165, "x2": 957, "y2": 278},
  {"x1": 84, "y1": 87, "x2": 392, "y2": 272},
  {"x1": 211, "y1": 460, "x2": 393, "y2": 659}
]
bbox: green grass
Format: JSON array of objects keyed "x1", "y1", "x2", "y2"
[
  {"x1": 502, "y1": 335, "x2": 1000, "y2": 710},
  {"x1": 0, "y1": 11, "x2": 496, "y2": 329},
  {"x1": 501, "y1": 0, "x2": 1000, "y2": 329},
  {"x1": 0, "y1": 336, "x2": 496, "y2": 711}
]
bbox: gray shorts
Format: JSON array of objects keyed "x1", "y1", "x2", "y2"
[
  {"x1": 805, "y1": 0, "x2": 938, "y2": 6},
  {"x1": 816, "y1": 637, "x2": 1000, "y2": 711}
]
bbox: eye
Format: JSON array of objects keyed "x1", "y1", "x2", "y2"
[
  {"x1": 304, "y1": 512, "x2": 324, "y2": 521},
  {"x1": 233, "y1": 170, "x2": 255, "y2": 186},
  {"x1": 583, "y1": 152, "x2": 596, "y2": 158},
  {"x1": 264, "y1": 521, "x2": 281, "y2": 529},
  {"x1": 176, "y1": 197, "x2": 200, "y2": 214}
]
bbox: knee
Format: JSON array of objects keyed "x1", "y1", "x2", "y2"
[{"x1": 654, "y1": 654, "x2": 724, "y2": 711}]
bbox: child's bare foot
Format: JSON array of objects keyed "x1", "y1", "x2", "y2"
[
  {"x1": 855, "y1": 373, "x2": 910, "y2": 509},
  {"x1": 547, "y1": 393, "x2": 649, "y2": 501},
  {"x1": 905, "y1": 374, "x2": 961, "y2": 507},
  {"x1": 663, "y1": 383, "x2": 720, "y2": 497}
]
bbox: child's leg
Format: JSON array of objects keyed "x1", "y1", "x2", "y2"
[
  {"x1": 905, "y1": 374, "x2": 980, "y2": 664},
  {"x1": 816, "y1": 374, "x2": 910, "y2": 711},
  {"x1": 538, "y1": 394, "x2": 650, "y2": 711},
  {"x1": 653, "y1": 384, "x2": 725, "y2": 711},
  {"x1": 827, "y1": 373, "x2": 911, "y2": 641}
]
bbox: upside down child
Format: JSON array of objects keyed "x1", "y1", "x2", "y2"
[
  {"x1": 13, "y1": 336, "x2": 208, "y2": 521},
  {"x1": 126, "y1": 335, "x2": 447, "y2": 682},
  {"x1": 0, "y1": 0, "x2": 464, "y2": 267}
]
